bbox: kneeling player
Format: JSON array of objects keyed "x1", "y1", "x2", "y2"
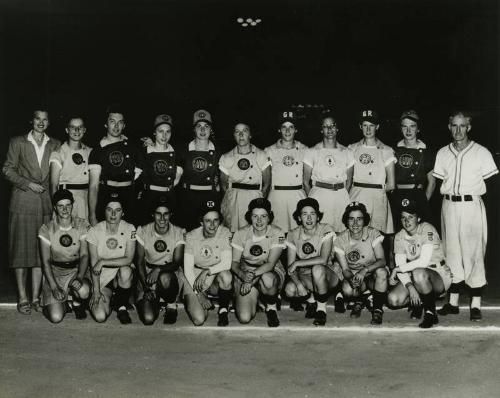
[
  {"x1": 87, "y1": 193, "x2": 136, "y2": 324},
  {"x1": 39, "y1": 190, "x2": 91, "y2": 322},
  {"x1": 387, "y1": 200, "x2": 452, "y2": 328},
  {"x1": 183, "y1": 201, "x2": 233, "y2": 326},
  {"x1": 285, "y1": 198, "x2": 339, "y2": 326},
  {"x1": 231, "y1": 198, "x2": 286, "y2": 327},
  {"x1": 136, "y1": 197, "x2": 185, "y2": 325},
  {"x1": 334, "y1": 202, "x2": 388, "y2": 324}
]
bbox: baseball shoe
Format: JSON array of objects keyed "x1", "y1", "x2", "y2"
[
  {"x1": 117, "y1": 309, "x2": 132, "y2": 324},
  {"x1": 370, "y1": 309, "x2": 383, "y2": 325},
  {"x1": 217, "y1": 310, "x2": 229, "y2": 327},
  {"x1": 410, "y1": 305, "x2": 423, "y2": 320},
  {"x1": 305, "y1": 302, "x2": 317, "y2": 319},
  {"x1": 350, "y1": 302, "x2": 363, "y2": 318},
  {"x1": 364, "y1": 294, "x2": 373, "y2": 312},
  {"x1": 163, "y1": 307, "x2": 178, "y2": 324},
  {"x1": 266, "y1": 309, "x2": 280, "y2": 327},
  {"x1": 313, "y1": 310, "x2": 327, "y2": 326},
  {"x1": 470, "y1": 307, "x2": 482, "y2": 321},
  {"x1": 334, "y1": 295, "x2": 346, "y2": 313},
  {"x1": 73, "y1": 304, "x2": 87, "y2": 320},
  {"x1": 419, "y1": 311, "x2": 439, "y2": 328},
  {"x1": 290, "y1": 300, "x2": 304, "y2": 311},
  {"x1": 437, "y1": 303, "x2": 459, "y2": 316}
]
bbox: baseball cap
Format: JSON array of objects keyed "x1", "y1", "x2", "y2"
[
  {"x1": 193, "y1": 109, "x2": 212, "y2": 126},
  {"x1": 359, "y1": 109, "x2": 380, "y2": 124},
  {"x1": 279, "y1": 110, "x2": 297, "y2": 125},
  {"x1": 247, "y1": 197, "x2": 272, "y2": 215},
  {"x1": 153, "y1": 114, "x2": 173, "y2": 129},
  {"x1": 104, "y1": 191, "x2": 124, "y2": 207},
  {"x1": 150, "y1": 195, "x2": 175, "y2": 214},
  {"x1": 198, "y1": 200, "x2": 221, "y2": 220},
  {"x1": 400, "y1": 110, "x2": 419, "y2": 122},
  {"x1": 399, "y1": 198, "x2": 419, "y2": 215},
  {"x1": 52, "y1": 189, "x2": 74, "y2": 205},
  {"x1": 293, "y1": 198, "x2": 321, "y2": 219}
]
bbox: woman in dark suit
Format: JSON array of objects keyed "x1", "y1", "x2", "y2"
[{"x1": 2, "y1": 108, "x2": 61, "y2": 314}]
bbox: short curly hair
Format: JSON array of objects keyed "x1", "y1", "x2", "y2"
[
  {"x1": 244, "y1": 198, "x2": 274, "y2": 225},
  {"x1": 341, "y1": 202, "x2": 371, "y2": 228}
]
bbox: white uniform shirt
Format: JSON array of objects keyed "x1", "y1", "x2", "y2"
[
  {"x1": 348, "y1": 139, "x2": 396, "y2": 185},
  {"x1": 38, "y1": 218, "x2": 90, "y2": 262},
  {"x1": 265, "y1": 140, "x2": 307, "y2": 186},
  {"x1": 303, "y1": 142, "x2": 355, "y2": 184},
  {"x1": 86, "y1": 220, "x2": 136, "y2": 260},
  {"x1": 219, "y1": 145, "x2": 271, "y2": 186},
  {"x1": 49, "y1": 142, "x2": 92, "y2": 185},
  {"x1": 286, "y1": 223, "x2": 335, "y2": 260},
  {"x1": 231, "y1": 225, "x2": 286, "y2": 266},
  {"x1": 136, "y1": 222, "x2": 185, "y2": 265}
]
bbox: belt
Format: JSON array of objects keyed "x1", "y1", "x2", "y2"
[
  {"x1": 353, "y1": 182, "x2": 383, "y2": 189},
  {"x1": 59, "y1": 183, "x2": 88, "y2": 190},
  {"x1": 314, "y1": 181, "x2": 345, "y2": 191},
  {"x1": 444, "y1": 194, "x2": 473, "y2": 202},
  {"x1": 231, "y1": 182, "x2": 260, "y2": 190},
  {"x1": 273, "y1": 185, "x2": 303, "y2": 191},
  {"x1": 146, "y1": 184, "x2": 172, "y2": 192},
  {"x1": 106, "y1": 180, "x2": 132, "y2": 187},
  {"x1": 146, "y1": 262, "x2": 176, "y2": 271},
  {"x1": 182, "y1": 183, "x2": 213, "y2": 191},
  {"x1": 51, "y1": 259, "x2": 79, "y2": 269},
  {"x1": 428, "y1": 260, "x2": 446, "y2": 269},
  {"x1": 396, "y1": 184, "x2": 423, "y2": 189}
]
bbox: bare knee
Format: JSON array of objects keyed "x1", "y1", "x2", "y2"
[
  {"x1": 158, "y1": 271, "x2": 174, "y2": 288},
  {"x1": 387, "y1": 291, "x2": 406, "y2": 308},
  {"x1": 216, "y1": 270, "x2": 232, "y2": 290},
  {"x1": 118, "y1": 266, "x2": 133, "y2": 285},
  {"x1": 311, "y1": 264, "x2": 326, "y2": 281},
  {"x1": 191, "y1": 313, "x2": 206, "y2": 327},
  {"x1": 76, "y1": 283, "x2": 90, "y2": 300},
  {"x1": 374, "y1": 267, "x2": 388, "y2": 281},
  {"x1": 342, "y1": 281, "x2": 355, "y2": 298},
  {"x1": 92, "y1": 309, "x2": 108, "y2": 323},
  {"x1": 46, "y1": 308, "x2": 64, "y2": 324},
  {"x1": 412, "y1": 268, "x2": 430, "y2": 287},
  {"x1": 284, "y1": 282, "x2": 297, "y2": 298},
  {"x1": 237, "y1": 311, "x2": 253, "y2": 324},
  {"x1": 259, "y1": 272, "x2": 277, "y2": 291}
]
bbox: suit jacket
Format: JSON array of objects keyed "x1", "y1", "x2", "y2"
[{"x1": 3, "y1": 133, "x2": 61, "y2": 215}]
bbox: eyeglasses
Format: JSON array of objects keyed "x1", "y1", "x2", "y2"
[{"x1": 68, "y1": 126, "x2": 86, "y2": 132}]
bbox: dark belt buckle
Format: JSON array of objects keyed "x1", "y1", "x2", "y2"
[{"x1": 464, "y1": 195, "x2": 472, "y2": 201}]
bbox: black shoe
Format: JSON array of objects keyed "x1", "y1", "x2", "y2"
[
  {"x1": 419, "y1": 311, "x2": 439, "y2": 328},
  {"x1": 217, "y1": 310, "x2": 229, "y2": 327},
  {"x1": 350, "y1": 302, "x2": 363, "y2": 318},
  {"x1": 305, "y1": 302, "x2": 317, "y2": 319},
  {"x1": 371, "y1": 309, "x2": 383, "y2": 325},
  {"x1": 290, "y1": 300, "x2": 304, "y2": 311},
  {"x1": 470, "y1": 307, "x2": 482, "y2": 321},
  {"x1": 73, "y1": 304, "x2": 87, "y2": 320},
  {"x1": 163, "y1": 307, "x2": 178, "y2": 324},
  {"x1": 117, "y1": 309, "x2": 132, "y2": 324},
  {"x1": 334, "y1": 295, "x2": 346, "y2": 313},
  {"x1": 437, "y1": 303, "x2": 459, "y2": 316},
  {"x1": 65, "y1": 302, "x2": 73, "y2": 314},
  {"x1": 313, "y1": 310, "x2": 327, "y2": 326},
  {"x1": 410, "y1": 305, "x2": 423, "y2": 320},
  {"x1": 346, "y1": 301, "x2": 355, "y2": 310},
  {"x1": 266, "y1": 309, "x2": 280, "y2": 327},
  {"x1": 364, "y1": 294, "x2": 373, "y2": 312}
]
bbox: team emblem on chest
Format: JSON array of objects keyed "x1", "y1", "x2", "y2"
[
  {"x1": 324, "y1": 155, "x2": 335, "y2": 167},
  {"x1": 72, "y1": 153, "x2": 84, "y2": 165},
  {"x1": 282, "y1": 155, "x2": 295, "y2": 167},
  {"x1": 347, "y1": 250, "x2": 360, "y2": 262},
  {"x1": 237, "y1": 158, "x2": 251, "y2": 170},
  {"x1": 398, "y1": 154, "x2": 414, "y2": 168},
  {"x1": 249, "y1": 244, "x2": 263, "y2": 256},
  {"x1": 302, "y1": 242, "x2": 315, "y2": 255},
  {"x1": 409, "y1": 243, "x2": 418, "y2": 256},
  {"x1": 106, "y1": 238, "x2": 118, "y2": 250},
  {"x1": 192, "y1": 156, "x2": 208, "y2": 172},
  {"x1": 153, "y1": 159, "x2": 169, "y2": 176},
  {"x1": 59, "y1": 234, "x2": 73, "y2": 247},
  {"x1": 154, "y1": 240, "x2": 167, "y2": 253},
  {"x1": 359, "y1": 153, "x2": 373, "y2": 165},
  {"x1": 200, "y1": 245, "x2": 213, "y2": 258},
  {"x1": 109, "y1": 151, "x2": 124, "y2": 167}
]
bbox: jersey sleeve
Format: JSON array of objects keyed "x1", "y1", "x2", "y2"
[
  {"x1": 423, "y1": 148, "x2": 436, "y2": 175},
  {"x1": 135, "y1": 226, "x2": 145, "y2": 246},
  {"x1": 479, "y1": 146, "x2": 499, "y2": 179},
  {"x1": 333, "y1": 233, "x2": 347, "y2": 256},
  {"x1": 219, "y1": 227, "x2": 233, "y2": 251},
  {"x1": 345, "y1": 147, "x2": 356, "y2": 169},
  {"x1": 320, "y1": 224, "x2": 335, "y2": 244},
  {"x1": 393, "y1": 231, "x2": 406, "y2": 254},
  {"x1": 231, "y1": 229, "x2": 245, "y2": 252},
  {"x1": 76, "y1": 219, "x2": 91, "y2": 240},
  {"x1": 371, "y1": 228, "x2": 384, "y2": 247},
  {"x1": 432, "y1": 149, "x2": 445, "y2": 180},
  {"x1": 256, "y1": 149, "x2": 271, "y2": 171},
  {"x1": 383, "y1": 146, "x2": 397, "y2": 166},
  {"x1": 38, "y1": 224, "x2": 51, "y2": 246},
  {"x1": 49, "y1": 149, "x2": 63, "y2": 169},
  {"x1": 421, "y1": 223, "x2": 438, "y2": 245},
  {"x1": 285, "y1": 229, "x2": 298, "y2": 251},
  {"x1": 86, "y1": 226, "x2": 98, "y2": 246},
  {"x1": 88, "y1": 147, "x2": 102, "y2": 172},
  {"x1": 184, "y1": 231, "x2": 195, "y2": 256},
  {"x1": 218, "y1": 152, "x2": 231, "y2": 175},
  {"x1": 271, "y1": 227, "x2": 286, "y2": 249},
  {"x1": 302, "y1": 148, "x2": 315, "y2": 168},
  {"x1": 174, "y1": 227, "x2": 186, "y2": 247},
  {"x1": 125, "y1": 223, "x2": 137, "y2": 241}
]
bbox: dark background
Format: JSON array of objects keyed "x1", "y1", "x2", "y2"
[{"x1": 0, "y1": 0, "x2": 499, "y2": 299}]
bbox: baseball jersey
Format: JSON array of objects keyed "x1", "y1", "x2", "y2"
[
  {"x1": 433, "y1": 140, "x2": 498, "y2": 195},
  {"x1": 219, "y1": 145, "x2": 271, "y2": 186},
  {"x1": 49, "y1": 142, "x2": 92, "y2": 185},
  {"x1": 136, "y1": 222, "x2": 185, "y2": 265},
  {"x1": 136, "y1": 144, "x2": 182, "y2": 188},
  {"x1": 265, "y1": 140, "x2": 307, "y2": 186},
  {"x1": 86, "y1": 220, "x2": 136, "y2": 260},
  {"x1": 394, "y1": 222, "x2": 444, "y2": 271},
  {"x1": 348, "y1": 139, "x2": 396, "y2": 185},
  {"x1": 333, "y1": 226, "x2": 384, "y2": 272},
  {"x1": 394, "y1": 140, "x2": 434, "y2": 185},
  {"x1": 179, "y1": 140, "x2": 220, "y2": 188},
  {"x1": 303, "y1": 142, "x2": 355, "y2": 184},
  {"x1": 231, "y1": 225, "x2": 286, "y2": 266},
  {"x1": 286, "y1": 223, "x2": 335, "y2": 260},
  {"x1": 38, "y1": 218, "x2": 90, "y2": 263}
]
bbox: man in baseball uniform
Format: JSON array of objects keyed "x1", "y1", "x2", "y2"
[{"x1": 433, "y1": 111, "x2": 498, "y2": 320}]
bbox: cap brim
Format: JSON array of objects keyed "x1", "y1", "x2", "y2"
[
  {"x1": 359, "y1": 117, "x2": 379, "y2": 124},
  {"x1": 194, "y1": 119, "x2": 212, "y2": 126}
]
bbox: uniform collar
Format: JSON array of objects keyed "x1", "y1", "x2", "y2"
[
  {"x1": 188, "y1": 140, "x2": 215, "y2": 151},
  {"x1": 100, "y1": 135, "x2": 128, "y2": 148},
  {"x1": 397, "y1": 139, "x2": 426, "y2": 149},
  {"x1": 147, "y1": 143, "x2": 174, "y2": 154}
]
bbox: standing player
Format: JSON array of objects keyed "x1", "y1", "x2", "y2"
[
  {"x1": 333, "y1": 202, "x2": 388, "y2": 324},
  {"x1": 135, "y1": 197, "x2": 185, "y2": 325},
  {"x1": 3, "y1": 108, "x2": 61, "y2": 314},
  {"x1": 50, "y1": 115, "x2": 92, "y2": 220},
  {"x1": 38, "y1": 190, "x2": 91, "y2": 322},
  {"x1": 303, "y1": 113, "x2": 354, "y2": 232},
  {"x1": 178, "y1": 110, "x2": 221, "y2": 231},
  {"x1": 231, "y1": 198, "x2": 286, "y2": 327},
  {"x1": 87, "y1": 193, "x2": 136, "y2": 324},
  {"x1": 183, "y1": 201, "x2": 233, "y2": 326},
  {"x1": 348, "y1": 110, "x2": 396, "y2": 234},
  {"x1": 387, "y1": 200, "x2": 452, "y2": 328},
  {"x1": 285, "y1": 198, "x2": 339, "y2": 326},
  {"x1": 88, "y1": 105, "x2": 139, "y2": 226},
  {"x1": 265, "y1": 111, "x2": 308, "y2": 233},
  {"x1": 219, "y1": 123, "x2": 271, "y2": 232},
  {"x1": 433, "y1": 111, "x2": 498, "y2": 320}
]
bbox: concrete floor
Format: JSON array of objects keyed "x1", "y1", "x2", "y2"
[{"x1": 1, "y1": 306, "x2": 500, "y2": 398}]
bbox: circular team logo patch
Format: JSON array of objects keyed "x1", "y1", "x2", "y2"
[
  {"x1": 359, "y1": 153, "x2": 372, "y2": 165},
  {"x1": 192, "y1": 157, "x2": 208, "y2": 172},
  {"x1": 237, "y1": 158, "x2": 250, "y2": 170},
  {"x1": 409, "y1": 244, "x2": 417, "y2": 256},
  {"x1": 109, "y1": 151, "x2": 124, "y2": 167},
  {"x1": 59, "y1": 234, "x2": 73, "y2": 247},
  {"x1": 153, "y1": 159, "x2": 169, "y2": 176},
  {"x1": 154, "y1": 240, "x2": 167, "y2": 253},
  {"x1": 200, "y1": 245, "x2": 213, "y2": 258},
  {"x1": 282, "y1": 155, "x2": 295, "y2": 167},
  {"x1": 106, "y1": 238, "x2": 118, "y2": 250},
  {"x1": 249, "y1": 245, "x2": 263, "y2": 257},
  {"x1": 401, "y1": 198, "x2": 410, "y2": 207},
  {"x1": 347, "y1": 250, "x2": 360, "y2": 263},
  {"x1": 302, "y1": 242, "x2": 315, "y2": 255},
  {"x1": 324, "y1": 155, "x2": 335, "y2": 167},
  {"x1": 72, "y1": 153, "x2": 84, "y2": 165},
  {"x1": 398, "y1": 154, "x2": 414, "y2": 168}
]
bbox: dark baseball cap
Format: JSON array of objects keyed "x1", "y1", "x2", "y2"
[
  {"x1": 198, "y1": 200, "x2": 221, "y2": 220},
  {"x1": 153, "y1": 114, "x2": 173, "y2": 129},
  {"x1": 400, "y1": 110, "x2": 419, "y2": 122},
  {"x1": 359, "y1": 109, "x2": 380, "y2": 124},
  {"x1": 52, "y1": 189, "x2": 74, "y2": 205},
  {"x1": 399, "y1": 198, "x2": 419, "y2": 216},
  {"x1": 279, "y1": 110, "x2": 297, "y2": 125}
]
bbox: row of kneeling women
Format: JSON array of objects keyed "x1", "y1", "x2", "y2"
[{"x1": 39, "y1": 188, "x2": 451, "y2": 329}]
